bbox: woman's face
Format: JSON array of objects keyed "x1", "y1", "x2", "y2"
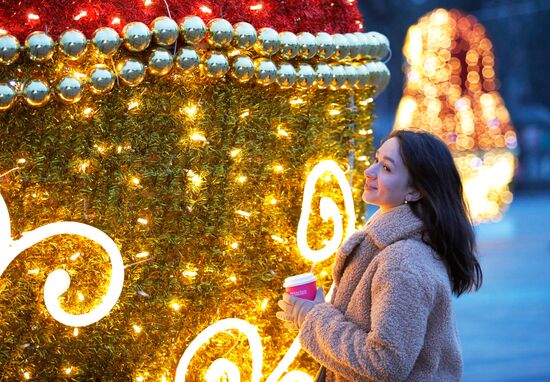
[{"x1": 362, "y1": 137, "x2": 416, "y2": 213}]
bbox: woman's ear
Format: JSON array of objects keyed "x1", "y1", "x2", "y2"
[{"x1": 406, "y1": 188, "x2": 422, "y2": 202}]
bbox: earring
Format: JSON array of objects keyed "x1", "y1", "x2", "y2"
[{"x1": 404, "y1": 199, "x2": 408, "y2": 204}]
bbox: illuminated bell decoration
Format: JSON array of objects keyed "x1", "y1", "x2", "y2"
[
  {"x1": 331, "y1": 64, "x2": 347, "y2": 89},
  {"x1": 0, "y1": 83, "x2": 17, "y2": 110},
  {"x1": 22, "y1": 79, "x2": 50, "y2": 106},
  {"x1": 56, "y1": 75, "x2": 83, "y2": 103},
  {"x1": 344, "y1": 33, "x2": 361, "y2": 60},
  {"x1": 296, "y1": 63, "x2": 316, "y2": 89},
  {"x1": 175, "y1": 47, "x2": 200, "y2": 73},
  {"x1": 88, "y1": 64, "x2": 115, "y2": 94},
  {"x1": 278, "y1": 31, "x2": 299, "y2": 60},
  {"x1": 92, "y1": 27, "x2": 122, "y2": 56},
  {"x1": 122, "y1": 21, "x2": 152, "y2": 52},
  {"x1": 254, "y1": 58, "x2": 277, "y2": 85},
  {"x1": 315, "y1": 32, "x2": 335, "y2": 60},
  {"x1": 149, "y1": 16, "x2": 179, "y2": 46},
  {"x1": 180, "y1": 15, "x2": 207, "y2": 44},
  {"x1": 233, "y1": 22, "x2": 257, "y2": 49},
  {"x1": 59, "y1": 29, "x2": 88, "y2": 59},
  {"x1": 25, "y1": 31, "x2": 55, "y2": 62},
  {"x1": 148, "y1": 48, "x2": 174, "y2": 76},
  {"x1": 0, "y1": 34, "x2": 20, "y2": 65},
  {"x1": 297, "y1": 32, "x2": 317, "y2": 59},
  {"x1": 315, "y1": 63, "x2": 334, "y2": 89},
  {"x1": 255, "y1": 28, "x2": 281, "y2": 56},
  {"x1": 204, "y1": 52, "x2": 229, "y2": 78},
  {"x1": 231, "y1": 55, "x2": 255, "y2": 82},
  {"x1": 116, "y1": 59, "x2": 146, "y2": 86},
  {"x1": 332, "y1": 33, "x2": 350, "y2": 60},
  {"x1": 276, "y1": 62, "x2": 297, "y2": 88},
  {"x1": 207, "y1": 18, "x2": 234, "y2": 48}
]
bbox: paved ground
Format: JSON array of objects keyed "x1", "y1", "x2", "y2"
[{"x1": 455, "y1": 192, "x2": 550, "y2": 381}]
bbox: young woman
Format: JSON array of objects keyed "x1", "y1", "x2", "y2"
[{"x1": 277, "y1": 130, "x2": 482, "y2": 381}]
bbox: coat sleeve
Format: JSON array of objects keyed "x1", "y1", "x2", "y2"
[{"x1": 299, "y1": 250, "x2": 434, "y2": 381}]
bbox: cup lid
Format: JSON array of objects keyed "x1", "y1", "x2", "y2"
[{"x1": 283, "y1": 273, "x2": 317, "y2": 288}]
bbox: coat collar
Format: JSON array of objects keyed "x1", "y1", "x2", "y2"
[{"x1": 364, "y1": 204, "x2": 424, "y2": 249}]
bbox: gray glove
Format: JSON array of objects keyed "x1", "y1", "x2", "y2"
[{"x1": 276, "y1": 287, "x2": 325, "y2": 330}]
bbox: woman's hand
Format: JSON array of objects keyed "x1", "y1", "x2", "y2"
[{"x1": 276, "y1": 287, "x2": 325, "y2": 330}]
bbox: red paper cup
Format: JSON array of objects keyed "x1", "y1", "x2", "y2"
[{"x1": 283, "y1": 273, "x2": 317, "y2": 300}]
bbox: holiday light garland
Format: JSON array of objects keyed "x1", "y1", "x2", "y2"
[
  {"x1": 0, "y1": 0, "x2": 384, "y2": 379},
  {"x1": 394, "y1": 8, "x2": 516, "y2": 222}
]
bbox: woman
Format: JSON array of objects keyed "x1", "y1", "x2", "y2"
[{"x1": 277, "y1": 130, "x2": 482, "y2": 381}]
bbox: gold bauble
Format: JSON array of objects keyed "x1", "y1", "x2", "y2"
[
  {"x1": 117, "y1": 59, "x2": 146, "y2": 86},
  {"x1": 330, "y1": 64, "x2": 347, "y2": 89},
  {"x1": 25, "y1": 31, "x2": 54, "y2": 62},
  {"x1": 207, "y1": 18, "x2": 234, "y2": 48},
  {"x1": 278, "y1": 31, "x2": 299, "y2": 60},
  {"x1": 343, "y1": 65, "x2": 358, "y2": 88},
  {"x1": 233, "y1": 22, "x2": 257, "y2": 50},
  {"x1": 175, "y1": 47, "x2": 200, "y2": 73},
  {"x1": 353, "y1": 32, "x2": 369, "y2": 58},
  {"x1": 315, "y1": 63, "x2": 334, "y2": 89},
  {"x1": 59, "y1": 29, "x2": 88, "y2": 59},
  {"x1": 297, "y1": 32, "x2": 317, "y2": 59},
  {"x1": 92, "y1": 27, "x2": 122, "y2": 56},
  {"x1": 56, "y1": 75, "x2": 83, "y2": 103},
  {"x1": 254, "y1": 58, "x2": 277, "y2": 86},
  {"x1": 23, "y1": 79, "x2": 50, "y2": 107},
  {"x1": 0, "y1": 83, "x2": 17, "y2": 110},
  {"x1": 296, "y1": 63, "x2": 316, "y2": 89},
  {"x1": 180, "y1": 16, "x2": 207, "y2": 44},
  {"x1": 332, "y1": 33, "x2": 350, "y2": 60},
  {"x1": 205, "y1": 52, "x2": 229, "y2": 78},
  {"x1": 0, "y1": 34, "x2": 20, "y2": 65},
  {"x1": 148, "y1": 48, "x2": 174, "y2": 76},
  {"x1": 254, "y1": 28, "x2": 280, "y2": 56},
  {"x1": 123, "y1": 22, "x2": 152, "y2": 52},
  {"x1": 231, "y1": 55, "x2": 255, "y2": 82},
  {"x1": 88, "y1": 64, "x2": 115, "y2": 94},
  {"x1": 315, "y1": 32, "x2": 335, "y2": 60},
  {"x1": 150, "y1": 16, "x2": 179, "y2": 46},
  {"x1": 344, "y1": 33, "x2": 360, "y2": 60},
  {"x1": 354, "y1": 64, "x2": 369, "y2": 88},
  {"x1": 276, "y1": 62, "x2": 297, "y2": 88}
]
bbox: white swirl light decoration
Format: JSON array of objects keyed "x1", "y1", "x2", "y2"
[
  {"x1": 174, "y1": 318, "x2": 263, "y2": 382},
  {"x1": 0, "y1": 192, "x2": 124, "y2": 327},
  {"x1": 297, "y1": 160, "x2": 356, "y2": 263}
]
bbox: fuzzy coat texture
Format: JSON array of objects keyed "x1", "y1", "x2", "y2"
[{"x1": 299, "y1": 204, "x2": 462, "y2": 381}]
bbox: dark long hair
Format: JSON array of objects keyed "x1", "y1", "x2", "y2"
[{"x1": 388, "y1": 130, "x2": 482, "y2": 296}]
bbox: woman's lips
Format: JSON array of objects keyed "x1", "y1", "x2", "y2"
[{"x1": 364, "y1": 183, "x2": 377, "y2": 190}]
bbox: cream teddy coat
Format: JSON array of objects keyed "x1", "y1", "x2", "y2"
[{"x1": 299, "y1": 204, "x2": 463, "y2": 381}]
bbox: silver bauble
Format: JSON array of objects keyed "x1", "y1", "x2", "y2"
[
  {"x1": 150, "y1": 16, "x2": 179, "y2": 46},
  {"x1": 205, "y1": 52, "x2": 229, "y2": 78},
  {"x1": 254, "y1": 58, "x2": 277, "y2": 86},
  {"x1": 59, "y1": 29, "x2": 88, "y2": 59},
  {"x1": 231, "y1": 55, "x2": 254, "y2": 82},
  {"x1": 315, "y1": 63, "x2": 334, "y2": 89},
  {"x1": 297, "y1": 32, "x2": 317, "y2": 59},
  {"x1": 175, "y1": 47, "x2": 200, "y2": 73},
  {"x1": 330, "y1": 64, "x2": 347, "y2": 89},
  {"x1": 0, "y1": 34, "x2": 20, "y2": 65},
  {"x1": 148, "y1": 48, "x2": 174, "y2": 76},
  {"x1": 0, "y1": 83, "x2": 17, "y2": 110},
  {"x1": 254, "y1": 28, "x2": 280, "y2": 56},
  {"x1": 23, "y1": 79, "x2": 50, "y2": 107},
  {"x1": 276, "y1": 62, "x2": 297, "y2": 88},
  {"x1": 344, "y1": 33, "x2": 360, "y2": 60},
  {"x1": 315, "y1": 32, "x2": 335, "y2": 60},
  {"x1": 207, "y1": 18, "x2": 234, "y2": 48},
  {"x1": 117, "y1": 59, "x2": 146, "y2": 86},
  {"x1": 233, "y1": 22, "x2": 257, "y2": 50},
  {"x1": 92, "y1": 27, "x2": 122, "y2": 56},
  {"x1": 332, "y1": 33, "x2": 350, "y2": 60},
  {"x1": 343, "y1": 65, "x2": 359, "y2": 88},
  {"x1": 353, "y1": 32, "x2": 369, "y2": 58},
  {"x1": 365, "y1": 31, "x2": 390, "y2": 60},
  {"x1": 123, "y1": 22, "x2": 152, "y2": 52},
  {"x1": 25, "y1": 32, "x2": 54, "y2": 62},
  {"x1": 278, "y1": 31, "x2": 299, "y2": 60},
  {"x1": 180, "y1": 16, "x2": 207, "y2": 44},
  {"x1": 354, "y1": 64, "x2": 369, "y2": 88},
  {"x1": 56, "y1": 76, "x2": 83, "y2": 103},
  {"x1": 88, "y1": 64, "x2": 115, "y2": 94},
  {"x1": 296, "y1": 64, "x2": 315, "y2": 89}
]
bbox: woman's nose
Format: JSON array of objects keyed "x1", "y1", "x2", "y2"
[{"x1": 364, "y1": 165, "x2": 376, "y2": 179}]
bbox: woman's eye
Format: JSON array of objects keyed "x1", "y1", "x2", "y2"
[{"x1": 383, "y1": 164, "x2": 391, "y2": 172}]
